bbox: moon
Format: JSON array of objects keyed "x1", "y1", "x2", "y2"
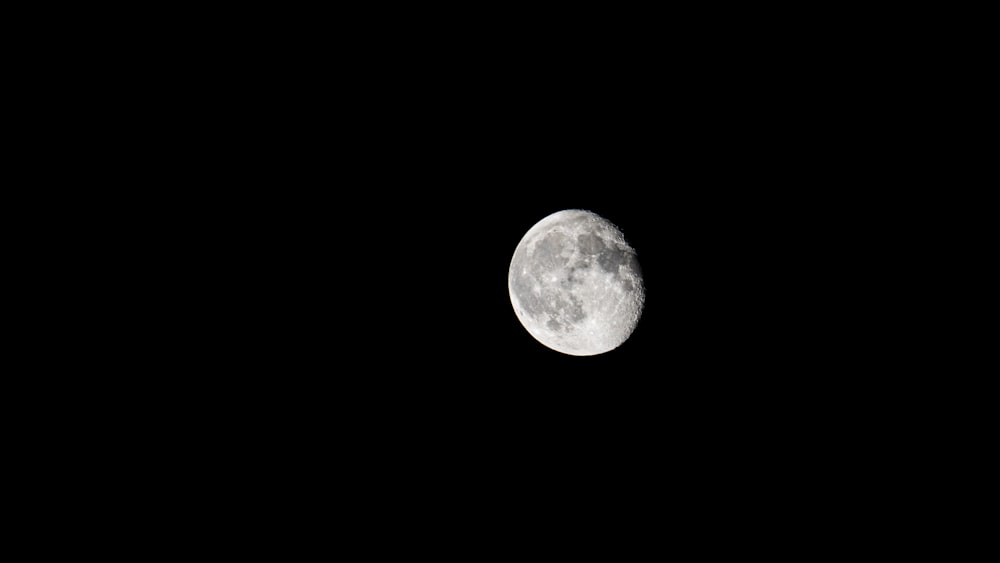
[{"x1": 508, "y1": 209, "x2": 644, "y2": 356}]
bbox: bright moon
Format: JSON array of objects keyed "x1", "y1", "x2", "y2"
[{"x1": 508, "y1": 209, "x2": 644, "y2": 356}]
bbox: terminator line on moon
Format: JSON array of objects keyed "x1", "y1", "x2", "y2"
[{"x1": 508, "y1": 209, "x2": 644, "y2": 356}]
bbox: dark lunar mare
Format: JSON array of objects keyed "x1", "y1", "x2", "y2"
[
  {"x1": 597, "y1": 245, "x2": 628, "y2": 273},
  {"x1": 577, "y1": 233, "x2": 605, "y2": 255}
]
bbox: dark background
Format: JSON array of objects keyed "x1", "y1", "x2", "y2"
[
  {"x1": 186, "y1": 63, "x2": 882, "y2": 497},
  {"x1": 100, "y1": 7, "x2": 934, "y2": 536},
  {"x1": 14, "y1": 5, "x2": 971, "y2": 552},
  {"x1": 199, "y1": 32, "x2": 881, "y2": 403}
]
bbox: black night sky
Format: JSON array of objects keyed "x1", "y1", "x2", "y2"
[
  {"x1": 199, "y1": 45, "x2": 872, "y2": 452},
  {"x1": 154, "y1": 10, "x2": 911, "y2": 533}
]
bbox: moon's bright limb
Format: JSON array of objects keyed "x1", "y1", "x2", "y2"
[{"x1": 508, "y1": 209, "x2": 644, "y2": 356}]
